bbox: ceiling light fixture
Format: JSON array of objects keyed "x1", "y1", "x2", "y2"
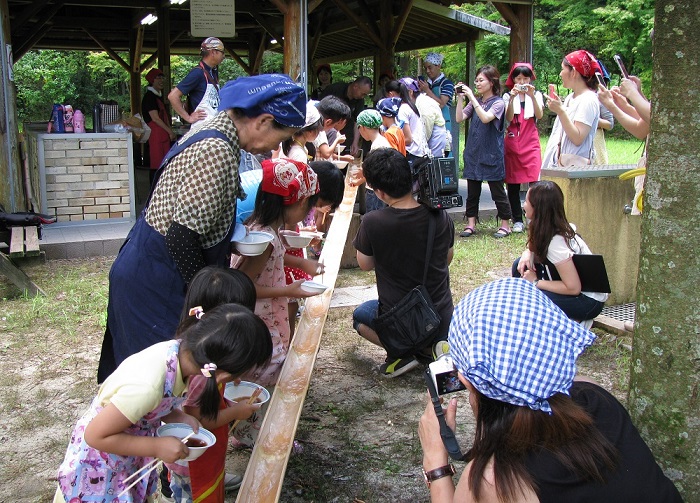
[{"x1": 141, "y1": 13, "x2": 158, "y2": 25}]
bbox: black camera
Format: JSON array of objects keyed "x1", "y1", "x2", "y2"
[{"x1": 415, "y1": 157, "x2": 463, "y2": 210}]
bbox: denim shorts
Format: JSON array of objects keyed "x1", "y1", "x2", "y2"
[{"x1": 352, "y1": 300, "x2": 378, "y2": 332}]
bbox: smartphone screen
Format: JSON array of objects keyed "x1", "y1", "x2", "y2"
[
  {"x1": 595, "y1": 72, "x2": 606, "y2": 88},
  {"x1": 417, "y1": 75, "x2": 425, "y2": 81},
  {"x1": 614, "y1": 54, "x2": 629, "y2": 79}
]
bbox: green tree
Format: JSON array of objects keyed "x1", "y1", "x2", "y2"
[{"x1": 628, "y1": 0, "x2": 699, "y2": 498}]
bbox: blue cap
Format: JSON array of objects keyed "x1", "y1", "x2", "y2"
[
  {"x1": 218, "y1": 74, "x2": 307, "y2": 127},
  {"x1": 376, "y1": 97, "x2": 402, "y2": 118}
]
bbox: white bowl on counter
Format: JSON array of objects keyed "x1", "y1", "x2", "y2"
[{"x1": 232, "y1": 231, "x2": 274, "y2": 256}]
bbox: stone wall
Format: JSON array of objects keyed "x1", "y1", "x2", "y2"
[
  {"x1": 30, "y1": 132, "x2": 134, "y2": 221},
  {"x1": 542, "y1": 164, "x2": 642, "y2": 305}
]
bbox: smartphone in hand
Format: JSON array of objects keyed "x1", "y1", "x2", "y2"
[
  {"x1": 595, "y1": 72, "x2": 607, "y2": 88},
  {"x1": 613, "y1": 54, "x2": 629, "y2": 79},
  {"x1": 548, "y1": 84, "x2": 557, "y2": 100}
]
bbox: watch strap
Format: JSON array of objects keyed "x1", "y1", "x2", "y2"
[{"x1": 423, "y1": 463, "x2": 455, "y2": 487}]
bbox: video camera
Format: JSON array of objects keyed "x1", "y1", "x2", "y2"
[{"x1": 414, "y1": 156, "x2": 463, "y2": 210}]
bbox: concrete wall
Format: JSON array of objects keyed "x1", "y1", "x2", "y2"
[
  {"x1": 26, "y1": 132, "x2": 135, "y2": 221},
  {"x1": 542, "y1": 169, "x2": 642, "y2": 305}
]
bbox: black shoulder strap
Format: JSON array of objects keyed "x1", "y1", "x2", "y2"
[
  {"x1": 421, "y1": 210, "x2": 437, "y2": 286},
  {"x1": 147, "y1": 129, "x2": 230, "y2": 204}
]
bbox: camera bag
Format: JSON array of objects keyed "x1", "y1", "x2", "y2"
[{"x1": 374, "y1": 211, "x2": 441, "y2": 358}]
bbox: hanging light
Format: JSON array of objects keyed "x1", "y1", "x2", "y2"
[{"x1": 141, "y1": 13, "x2": 158, "y2": 25}]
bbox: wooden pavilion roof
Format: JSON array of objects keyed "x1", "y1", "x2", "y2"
[{"x1": 7, "y1": 0, "x2": 511, "y2": 62}]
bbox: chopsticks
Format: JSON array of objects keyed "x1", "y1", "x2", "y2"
[
  {"x1": 228, "y1": 386, "x2": 263, "y2": 436},
  {"x1": 118, "y1": 431, "x2": 195, "y2": 497}
]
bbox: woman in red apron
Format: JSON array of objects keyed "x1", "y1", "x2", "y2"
[
  {"x1": 503, "y1": 62, "x2": 544, "y2": 233},
  {"x1": 142, "y1": 68, "x2": 175, "y2": 184}
]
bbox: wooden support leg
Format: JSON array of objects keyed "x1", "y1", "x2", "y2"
[{"x1": 0, "y1": 252, "x2": 45, "y2": 296}]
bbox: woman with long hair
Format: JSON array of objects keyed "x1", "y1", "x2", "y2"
[
  {"x1": 542, "y1": 50, "x2": 601, "y2": 169},
  {"x1": 455, "y1": 65, "x2": 512, "y2": 239},
  {"x1": 418, "y1": 279, "x2": 683, "y2": 502},
  {"x1": 385, "y1": 78, "x2": 428, "y2": 166},
  {"x1": 512, "y1": 180, "x2": 608, "y2": 321},
  {"x1": 502, "y1": 62, "x2": 544, "y2": 233}
]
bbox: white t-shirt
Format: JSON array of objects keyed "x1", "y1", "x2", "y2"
[
  {"x1": 548, "y1": 233, "x2": 609, "y2": 303},
  {"x1": 542, "y1": 89, "x2": 600, "y2": 169},
  {"x1": 370, "y1": 133, "x2": 391, "y2": 151},
  {"x1": 397, "y1": 102, "x2": 428, "y2": 157}
]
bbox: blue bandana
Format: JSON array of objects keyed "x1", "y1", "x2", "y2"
[
  {"x1": 218, "y1": 74, "x2": 307, "y2": 127},
  {"x1": 448, "y1": 278, "x2": 596, "y2": 414},
  {"x1": 376, "y1": 97, "x2": 402, "y2": 118}
]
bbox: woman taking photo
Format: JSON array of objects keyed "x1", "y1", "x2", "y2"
[
  {"x1": 512, "y1": 180, "x2": 608, "y2": 321},
  {"x1": 455, "y1": 65, "x2": 512, "y2": 239},
  {"x1": 418, "y1": 278, "x2": 683, "y2": 503},
  {"x1": 542, "y1": 49, "x2": 601, "y2": 169},
  {"x1": 503, "y1": 62, "x2": 544, "y2": 233}
]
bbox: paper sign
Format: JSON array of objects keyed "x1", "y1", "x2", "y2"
[{"x1": 190, "y1": 0, "x2": 236, "y2": 38}]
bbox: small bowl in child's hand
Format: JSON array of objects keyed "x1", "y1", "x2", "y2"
[
  {"x1": 279, "y1": 231, "x2": 314, "y2": 249},
  {"x1": 224, "y1": 381, "x2": 271, "y2": 405},
  {"x1": 156, "y1": 423, "x2": 216, "y2": 465}
]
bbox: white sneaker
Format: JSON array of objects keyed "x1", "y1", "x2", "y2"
[{"x1": 512, "y1": 222, "x2": 525, "y2": 233}]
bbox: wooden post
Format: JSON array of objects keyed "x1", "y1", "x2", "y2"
[
  {"x1": 282, "y1": 0, "x2": 301, "y2": 79},
  {"x1": 0, "y1": 0, "x2": 22, "y2": 211}
]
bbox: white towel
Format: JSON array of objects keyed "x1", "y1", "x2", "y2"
[{"x1": 510, "y1": 94, "x2": 535, "y2": 120}]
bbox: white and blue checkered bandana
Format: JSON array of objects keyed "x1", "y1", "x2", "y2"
[{"x1": 448, "y1": 278, "x2": 596, "y2": 414}]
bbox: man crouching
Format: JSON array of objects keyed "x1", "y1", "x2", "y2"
[{"x1": 352, "y1": 148, "x2": 455, "y2": 377}]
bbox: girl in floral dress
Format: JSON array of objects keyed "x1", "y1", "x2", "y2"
[
  {"x1": 233, "y1": 158, "x2": 322, "y2": 391},
  {"x1": 54, "y1": 303, "x2": 272, "y2": 503}
]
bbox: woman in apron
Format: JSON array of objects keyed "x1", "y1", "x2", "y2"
[
  {"x1": 97, "y1": 74, "x2": 308, "y2": 383},
  {"x1": 502, "y1": 62, "x2": 544, "y2": 233}
]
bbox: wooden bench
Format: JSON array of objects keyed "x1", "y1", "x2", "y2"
[{"x1": 0, "y1": 225, "x2": 45, "y2": 295}]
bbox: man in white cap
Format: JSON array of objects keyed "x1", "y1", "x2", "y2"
[
  {"x1": 168, "y1": 37, "x2": 226, "y2": 124},
  {"x1": 417, "y1": 52, "x2": 455, "y2": 155}
]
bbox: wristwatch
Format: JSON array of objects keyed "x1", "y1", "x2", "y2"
[
  {"x1": 422, "y1": 464, "x2": 455, "y2": 487},
  {"x1": 533, "y1": 279, "x2": 540, "y2": 287}
]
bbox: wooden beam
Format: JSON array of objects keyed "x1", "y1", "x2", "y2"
[
  {"x1": 493, "y1": 2, "x2": 518, "y2": 28},
  {"x1": 227, "y1": 47, "x2": 251, "y2": 75},
  {"x1": 13, "y1": 2, "x2": 63, "y2": 58},
  {"x1": 248, "y1": 10, "x2": 283, "y2": 45},
  {"x1": 10, "y1": 0, "x2": 51, "y2": 33},
  {"x1": 133, "y1": 25, "x2": 145, "y2": 73},
  {"x1": 252, "y1": 35, "x2": 267, "y2": 75},
  {"x1": 391, "y1": 0, "x2": 413, "y2": 46},
  {"x1": 356, "y1": 0, "x2": 381, "y2": 40},
  {"x1": 268, "y1": 0, "x2": 288, "y2": 15},
  {"x1": 330, "y1": 0, "x2": 382, "y2": 47},
  {"x1": 308, "y1": 0, "x2": 325, "y2": 14},
  {"x1": 84, "y1": 28, "x2": 130, "y2": 72}
]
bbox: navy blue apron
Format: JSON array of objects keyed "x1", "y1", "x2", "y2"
[{"x1": 98, "y1": 129, "x2": 236, "y2": 380}]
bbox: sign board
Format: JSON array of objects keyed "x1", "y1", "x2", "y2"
[{"x1": 190, "y1": 0, "x2": 236, "y2": 38}]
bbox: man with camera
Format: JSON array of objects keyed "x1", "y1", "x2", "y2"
[{"x1": 352, "y1": 148, "x2": 455, "y2": 377}]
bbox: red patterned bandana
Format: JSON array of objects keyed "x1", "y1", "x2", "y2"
[
  {"x1": 261, "y1": 158, "x2": 319, "y2": 206},
  {"x1": 565, "y1": 50, "x2": 601, "y2": 78}
]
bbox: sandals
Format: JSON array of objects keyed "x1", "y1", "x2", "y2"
[
  {"x1": 459, "y1": 226, "x2": 476, "y2": 238},
  {"x1": 493, "y1": 227, "x2": 512, "y2": 239}
]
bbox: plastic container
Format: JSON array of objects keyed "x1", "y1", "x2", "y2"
[
  {"x1": 73, "y1": 110, "x2": 86, "y2": 133},
  {"x1": 63, "y1": 105, "x2": 74, "y2": 132},
  {"x1": 48, "y1": 104, "x2": 65, "y2": 133}
]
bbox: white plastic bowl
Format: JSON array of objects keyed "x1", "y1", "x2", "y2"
[
  {"x1": 301, "y1": 280, "x2": 328, "y2": 294},
  {"x1": 232, "y1": 231, "x2": 274, "y2": 256},
  {"x1": 332, "y1": 160, "x2": 349, "y2": 170},
  {"x1": 282, "y1": 232, "x2": 314, "y2": 249},
  {"x1": 156, "y1": 423, "x2": 216, "y2": 464},
  {"x1": 224, "y1": 381, "x2": 271, "y2": 405}
]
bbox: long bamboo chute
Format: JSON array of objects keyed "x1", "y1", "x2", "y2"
[{"x1": 236, "y1": 169, "x2": 360, "y2": 502}]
